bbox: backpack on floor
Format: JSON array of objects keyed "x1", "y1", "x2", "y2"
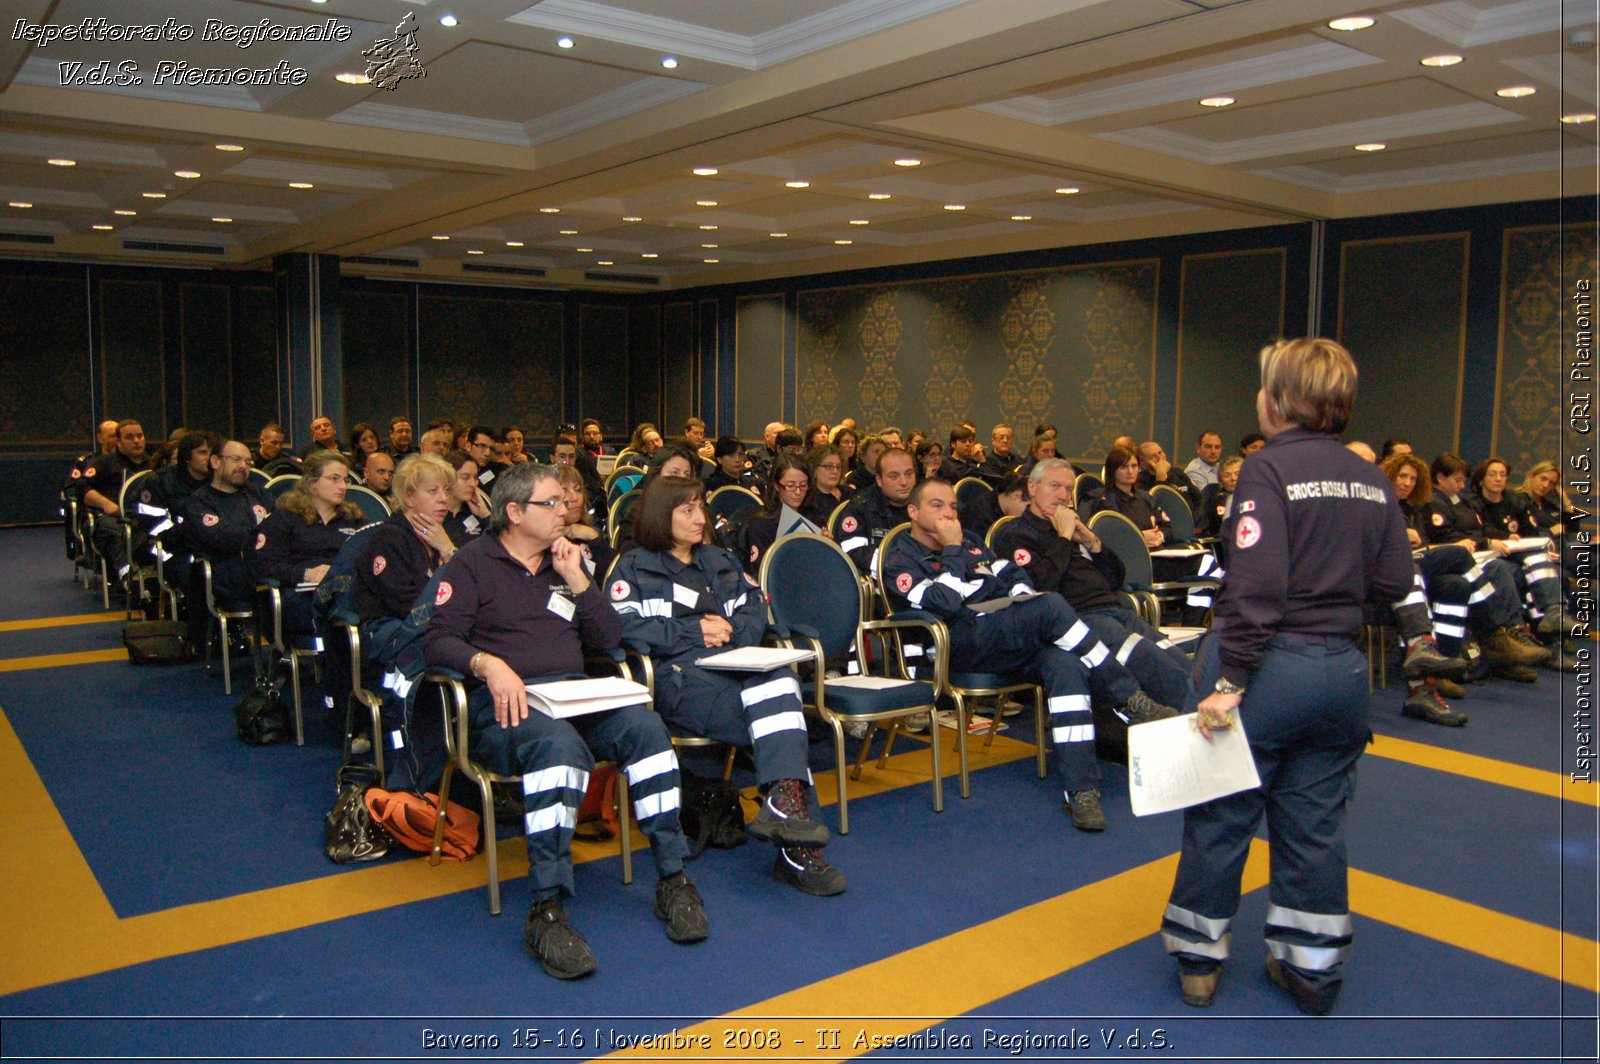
[{"x1": 679, "y1": 770, "x2": 748, "y2": 858}]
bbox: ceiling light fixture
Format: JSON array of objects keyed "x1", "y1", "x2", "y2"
[
  {"x1": 1562, "y1": 113, "x2": 1597, "y2": 124},
  {"x1": 597, "y1": 260, "x2": 614, "y2": 265},
  {"x1": 701, "y1": 243, "x2": 718, "y2": 248},
  {"x1": 93, "y1": 224, "x2": 113, "y2": 230},
  {"x1": 142, "y1": 192, "x2": 167, "y2": 199},
  {"x1": 1055, "y1": 186, "x2": 1080, "y2": 195},
  {"x1": 215, "y1": 143, "x2": 244, "y2": 152},
  {"x1": 703, "y1": 258, "x2": 720, "y2": 263},
  {"x1": 893, "y1": 158, "x2": 921, "y2": 167},
  {"x1": 699, "y1": 224, "x2": 718, "y2": 230},
  {"x1": 1199, "y1": 96, "x2": 1234, "y2": 107},
  {"x1": 539, "y1": 207, "x2": 560, "y2": 213},
  {"x1": 289, "y1": 181, "x2": 314, "y2": 189},
  {"x1": 114, "y1": 209, "x2": 137, "y2": 216},
  {"x1": 623, "y1": 215, "x2": 642, "y2": 222},
  {"x1": 834, "y1": 239, "x2": 852, "y2": 245},
  {"x1": 557, "y1": 36, "x2": 574, "y2": 49},
  {"x1": 1354, "y1": 142, "x2": 1386, "y2": 151},
  {"x1": 9, "y1": 201, "x2": 32, "y2": 208},
  {"x1": 1495, "y1": 86, "x2": 1536, "y2": 98},
  {"x1": 1420, "y1": 54, "x2": 1462, "y2": 67},
  {"x1": 943, "y1": 204, "x2": 965, "y2": 211},
  {"x1": 336, "y1": 72, "x2": 372, "y2": 85},
  {"x1": 1010, "y1": 214, "x2": 1032, "y2": 221},
  {"x1": 692, "y1": 167, "x2": 718, "y2": 176},
  {"x1": 696, "y1": 200, "x2": 718, "y2": 207},
  {"x1": 661, "y1": 57, "x2": 678, "y2": 69},
  {"x1": 211, "y1": 217, "x2": 232, "y2": 223},
  {"x1": 641, "y1": 253, "x2": 658, "y2": 259},
  {"x1": 466, "y1": 249, "x2": 484, "y2": 255},
  {"x1": 506, "y1": 241, "x2": 524, "y2": 247},
  {"x1": 576, "y1": 247, "x2": 592, "y2": 252},
  {"x1": 559, "y1": 229, "x2": 578, "y2": 235},
  {"x1": 1327, "y1": 16, "x2": 1375, "y2": 31},
  {"x1": 47, "y1": 158, "x2": 75, "y2": 167},
  {"x1": 849, "y1": 219, "x2": 869, "y2": 225},
  {"x1": 174, "y1": 170, "x2": 201, "y2": 179},
  {"x1": 769, "y1": 232, "x2": 787, "y2": 238},
  {"x1": 785, "y1": 180, "x2": 810, "y2": 189},
  {"x1": 868, "y1": 193, "x2": 891, "y2": 200},
  {"x1": 432, "y1": 234, "x2": 450, "y2": 240},
  {"x1": 439, "y1": 13, "x2": 458, "y2": 27}
]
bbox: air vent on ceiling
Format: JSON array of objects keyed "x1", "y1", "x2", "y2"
[
  {"x1": 584, "y1": 271, "x2": 659, "y2": 285},
  {"x1": 0, "y1": 232, "x2": 55, "y2": 245},
  {"x1": 123, "y1": 240, "x2": 224, "y2": 256},
  {"x1": 346, "y1": 255, "x2": 419, "y2": 268},
  {"x1": 462, "y1": 263, "x2": 547, "y2": 277}
]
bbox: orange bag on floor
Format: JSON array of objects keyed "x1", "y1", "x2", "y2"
[{"x1": 363, "y1": 788, "x2": 480, "y2": 860}]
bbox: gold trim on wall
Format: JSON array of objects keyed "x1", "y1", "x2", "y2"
[
  {"x1": 1336, "y1": 232, "x2": 1470, "y2": 453},
  {"x1": 1173, "y1": 247, "x2": 1287, "y2": 452}
]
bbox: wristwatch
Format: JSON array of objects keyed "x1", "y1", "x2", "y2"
[{"x1": 1213, "y1": 677, "x2": 1246, "y2": 696}]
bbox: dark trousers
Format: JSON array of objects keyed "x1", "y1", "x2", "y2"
[
  {"x1": 1082, "y1": 604, "x2": 1194, "y2": 709},
  {"x1": 1162, "y1": 632, "x2": 1367, "y2": 1002},
  {"x1": 656, "y1": 660, "x2": 809, "y2": 786},
  {"x1": 467, "y1": 683, "x2": 687, "y2": 900}
]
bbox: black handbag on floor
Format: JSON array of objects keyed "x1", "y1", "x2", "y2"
[
  {"x1": 233, "y1": 674, "x2": 291, "y2": 746},
  {"x1": 679, "y1": 770, "x2": 748, "y2": 858},
  {"x1": 325, "y1": 763, "x2": 390, "y2": 863}
]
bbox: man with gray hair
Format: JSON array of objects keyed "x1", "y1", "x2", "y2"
[{"x1": 425, "y1": 462, "x2": 708, "y2": 979}]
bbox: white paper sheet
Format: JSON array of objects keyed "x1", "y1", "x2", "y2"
[
  {"x1": 524, "y1": 676, "x2": 651, "y2": 718},
  {"x1": 695, "y1": 646, "x2": 813, "y2": 671},
  {"x1": 1127, "y1": 713, "x2": 1260, "y2": 816}
]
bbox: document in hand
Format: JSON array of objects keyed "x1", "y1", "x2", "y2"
[
  {"x1": 695, "y1": 646, "x2": 814, "y2": 671},
  {"x1": 778, "y1": 504, "x2": 821, "y2": 537},
  {"x1": 1126, "y1": 713, "x2": 1261, "y2": 817},
  {"x1": 524, "y1": 676, "x2": 651, "y2": 719}
]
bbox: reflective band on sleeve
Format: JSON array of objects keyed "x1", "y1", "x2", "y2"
[
  {"x1": 839, "y1": 536, "x2": 868, "y2": 554},
  {"x1": 389, "y1": 729, "x2": 405, "y2": 749},
  {"x1": 1056, "y1": 620, "x2": 1090, "y2": 651},
  {"x1": 1433, "y1": 602, "x2": 1468, "y2": 617},
  {"x1": 149, "y1": 518, "x2": 174, "y2": 537},
  {"x1": 625, "y1": 750, "x2": 677, "y2": 785}
]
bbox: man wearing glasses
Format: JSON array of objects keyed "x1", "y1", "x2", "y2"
[
  {"x1": 425, "y1": 463, "x2": 709, "y2": 979},
  {"x1": 181, "y1": 439, "x2": 272, "y2": 655}
]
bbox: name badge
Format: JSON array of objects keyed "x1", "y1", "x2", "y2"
[
  {"x1": 478, "y1": 470, "x2": 494, "y2": 484},
  {"x1": 672, "y1": 583, "x2": 701, "y2": 609},
  {"x1": 547, "y1": 590, "x2": 576, "y2": 622}
]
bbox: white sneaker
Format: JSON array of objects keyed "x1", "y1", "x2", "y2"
[{"x1": 900, "y1": 711, "x2": 931, "y2": 734}]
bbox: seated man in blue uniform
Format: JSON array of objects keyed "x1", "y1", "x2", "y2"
[
  {"x1": 881, "y1": 479, "x2": 1177, "y2": 832},
  {"x1": 424, "y1": 462, "x2": 708, "y2": 980}
]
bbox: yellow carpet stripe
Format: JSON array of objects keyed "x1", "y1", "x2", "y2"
[
  {"x1": 0, "y1": 648, "x2": 127, "y2": 673},
  {"x1": 1368, "y1": 733, "x2": 1598, "y2": 807},
  {"x1": 1350, "y1": 867, "x2": 1600, "y2": 992},
  {"x1": 604, "y1": 846, "x2": 1273, "y2": 1062},
  {"x1": 0, "y1": 611, "x2": 123, "y2": 632}
]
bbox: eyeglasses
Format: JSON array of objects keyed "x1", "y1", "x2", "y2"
[
  {"x1": 521, "y1": 497, "x2": 567, "y2": 511},
  {"x1": 815, "y1": 462, "x2": 842, "y2": 472},
  {"x1": 315, "y1": 473, "x2": 347, "y2": 483},
  {"x1": 778, "y1": 480, "x2": 808, "y2": 491}
]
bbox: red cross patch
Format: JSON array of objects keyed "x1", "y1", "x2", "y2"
[
  {"x1": 434, "y1": 581, "x2": 453, "y2": 606},
  {"x1": 255, "y1": 533, "x2": 266, "y2": 550},
  {"x1": 70, "y1": 468, "x2": 80, "y2": 479},
  {"x1": 841, "y1": 515, "x2": 858, "y2": 533},
  {"x1": 201, "y1": 513, "x2": 219, "y2": 526},
  {"x1": 252, "y1": 505, "x2": 268, "y2": 521},
  {"x1": 895, "y1": 571, "x2": 913, "y2": 594},
  {"x1": 749, "y1": 544, "x2": 759, "y2": 562},
  {"x1": 1431, "y1": 512, "x2": 1445, "y2": 527},
  {"x1": 84, "y1": 466, "x2": 96, "y2": 477},
  {"x1": 1012, "y1": 548, "x2": 1032, "y2": 567},
  {"x1": 1508, "y1": 519, "x2": 1519, "y2": 534},
  {"x1": 610, "y1": 580, "x2": 630, "y2": 601},
  {"x1": 140, "y1": 489, "x2": 151, "y2": 502},
  {"x1": 1235, "y1": 515, "x2": 1261, "y2": 550},
  {"x1": 372, "y1": 555, "x2": 387, "y2": 576}
]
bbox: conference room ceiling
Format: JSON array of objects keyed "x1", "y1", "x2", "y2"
[{"x1": 0, "y1": 0, "x2": 1594, "y2": 290}]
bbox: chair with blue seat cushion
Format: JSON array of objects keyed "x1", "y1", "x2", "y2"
[
  {"x1": 344, "y1": 485, "x2": 391, "y2": 523},
  {"x1": 1150, "y1": 484, "x2": 1197, "y2": 543},
  {"x1": 607, "y1": 490, "x2": 643, "y2": 549},
  {"x1": 264, "y1": 474, "x2": 300, "y2": 501},
  {"x1": 870, "y1": 524, "x2": 1047, "y2": 800},
  {"x1": 257, "y1": 580, "x2": 316, "y2": 746},
  {"x1": 758, "y1": 532, "x2": 946, "y2": 834},
  {"x1": 707, "y1": 485, "x2": 762, "y2": 527},
  {"x1": 1073, "y1": 471, "x2": 1104, "y2": 511}
]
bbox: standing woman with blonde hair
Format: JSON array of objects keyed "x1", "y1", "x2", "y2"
[{"x1": 1162, "y1": 339, "x2": 1412, "y2": 1015}]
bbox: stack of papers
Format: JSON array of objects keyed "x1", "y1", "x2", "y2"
[
  {"x1": 696, "y1": 646, "x2": 814, "y2": 671},
  {"x1": 1126, "y1": 713, "x2": 1261, "y2": 816},
  {"x1": 524, "y1": 677, "x2": 651, "y2": 719}
]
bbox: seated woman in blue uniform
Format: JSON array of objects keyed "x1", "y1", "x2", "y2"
[
  {"x1": 440, "y1": 450, "x2": 491, "y2": 545},
  {"x1": 608, "y1": 475, "x2": 845, "y2": 897},
  {"x1": 806, "y1": 443, "x2": 851, "y2": 515},
  {"x1": 735, "y1": 455, "x2": 818, "y2": 577},
  {"x1": 1090, "y1": 442, "x2": 1221, "y2": 622},
  {"x1": 252, "y1": 450, "x2": 367, "y2": 640},
  {"x1": 554, "y1": 465, "x2": 612, "y2": 581}
]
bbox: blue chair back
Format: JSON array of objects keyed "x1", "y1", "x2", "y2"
[
  {"x1": 345, "y1": 485, "x2": 392, "y2": 522},
  {"x1": 1073, "y1": 471, "x2": 1104, "y2": 510},
  {"x1": 265, "y1": 474, "x2": 299, "y2": 500},
  {"x1": 247, "y1": 467, "x2": 271, "y2": 491},
  {"x1": 1151, "y1": 484, "x2": 1195, "y2": 542},
  {"x1": 607, "y1": 471, "x2": 643, "y2": 505},
  {"x1": 953, "y1": 476, "x2": 993, "y2": 512},
  {"x1": 760, "y1": 533, "x2": 862, "y2": 660},
  {"x1": 1087, "y1": 509, "x2": 1154, "y2": 588},
  {"x1": 608, "y1": 490, "x2": 642, "y2": 547},
  {"x1": 984, "y1": 513, "x2": 1015, "y2": 548},
  {"x1": 708, "y1": 485, "x2": 762, "y2": 525}
]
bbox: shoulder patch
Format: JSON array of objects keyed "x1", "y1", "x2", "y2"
[
  {"x1": 70, "y1": 468, "x2": 81, "y2": 479},
  {"x1": 1430, "y1": 512, "x2": 1445, "y2": 527},
  {"x1": 255, "y1": 532, "x2": 266, "y2": 551},
  {"x1": 894, "y1": 571, "x2": 913, "y2": 594},
  {"x1": 749, "y1": 544, "x2": 760, "y2": 562},
  {"x1": 841, "y1": 515, "x2": 858, "y2": 533},
  {"x1": 434, "y1": 581, "x2": 453, "y2": 606},
  {"x1": 1508, "y1": 518, "x2": 1519, "y2": 534},
  {"x1": 84, "y1": 466, "x2": 96, "y2": 477},
  {"x1": 252, "y1": 504, "x2": 268, "y2": 521},
  {"x1": 372, "y1": 555, "x2": 387, "y2": 576},
  {"x1": 140, "y1": 489, "x2": 151, "y2": 502},
  {"x1": 1235, "y1": 515, "x2": 1261, "y2": 550},
  {"x1": 201, "y1": 512, "x2": 219, "y2": 527},
  {"x1": 1238, "y1": 499, "x2": 1253, "y2": 513},
  {"x1": 1012, "y1": 547, "x2": 1032, "y2": 567},
  {"x1": 610, "y1": 579, "x2": 630, "y2": 601},
  {"x1": 968, "y1": 546, "x2": 981, "y2": 555}
]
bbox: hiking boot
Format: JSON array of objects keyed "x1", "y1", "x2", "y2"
[
  {"x1": 1266, "y1": 955, "x2": 1339, "y2": 1016},
  {"x1": 1179, "y1": 967, "x2": 1220, "y2": 1008},
  {"x1": 1481, "y1": 627, "x2": 1550, "y2": 668},
  {"x1": 1491, "y1": 663, "x2": 1540, "y2": 683},
  {"x1": 1121, "y1": 689, "x2": 1179, "y2": 725},
  {"x1": 523, "y1": 897, "x2": 598, "y2": 979},
  {"x1": 773, "y1": 846, "x2": 847, "y2": 896},
  {"x1": 1402, "y1": 683, "x2": 1467, "y2": 727},
  {"x1": 1401, "y1": 637, "x2": 1468, "y2": 682},
  {"x1": 1432, "y1": 676, "x2": 1467, "y2": 699},
  {"x1": 1535, "y1": 606, "x2": 1566, "y2": 640},
  {"x1": 1065, "y1": 788, "x2": 1108, "y2": 832},
  {"x1": 1542, "y1": 644, "x2": 1580, "y2": 672},
  {"x1": 653, "y1": 873, "x2": 709, "y2": 943},
  {"x1": 746, "y1": 779, "x2": 830, "y2": 847}
]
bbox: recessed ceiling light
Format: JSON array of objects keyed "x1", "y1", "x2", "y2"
[
  {"x1": 1496, "y1": 86, "x2": 1536, "y2": 98},
  {"x1": 557, "y1": 36, "x2": 574, "y2": 49},
  {"x1": 696, "y1": 200, "x2": 718, "y2": 207},
  {"x1": 1010, "y1": 214, "x2": 1032, "y2": 221},
  {"x1": 215, "y1": 143, "x2": 244, "y2": 152},
  {"x1": 289, "y1": 182, "x2": 314, "y2": 189},
  {"x1": 539, "y1": 207, "x2": 560, "y2": 213},
  {"x1": 868, "y1": 193, "x2": 892, "y2": 200},
  {"x1": 701, "y1": 243, "x2": 718, "y2": 248},
  {"x1": 692, "y1": 167, "x2": 718, "y2": 176},
  {"x1": 466, "y1": 249, "x2": 484, "y2": 255},
  {"x1": 559, "y1": 229, "x2": 578, "y2": 235},
  {"x1": 47, "y1": 158, "x2": 75, "y2": 167},
  {"x1": 769, "y1": 232, "x2": 787, "y2": 238},
  {"x1": 1420, "y1": 54, "x2": 1462, "y2": 67},
  {"x1": 1327, "y1": 16, "x2": 1374, "y2": 31},
  {"x1": 576, "y1": 247, "x2": 592, "y2": 252},
  {"x1": 1354, "y1": 142, "x2": 1386, "y2": 151},
  {"x1": 211, "y1": 217, "x2": 232, "y2": 223},
  {"x1": 1055, "y1": 187, "x2": 1080, "y2": 195},
  {"x1": 849, "y1": 219, "x2": 869, "y2": 226},
  {"x1": 439, "y1": 13, "x2": 458, "y2": 27},
  {"x1": 1199, "y1": 96, "x2": 1235, "y2": 108},
  {"x1": 943, "y1": 204, "x2": 965, "y2": 211},
  {"x1": 142, "y1": 192, "x2": 167, "y2": 199},
  {"x1": 703, "y1": 258, "x2": 720, "y2": 264},
  {"x1": 641, "y1": 252, "x2": 658, "y2": 258},
  {"x1": 432, "y1": 234, "x2": 450, "y2": 240},
  {"x1": 92, "y1": 224, "x2": 113, "y2": 230},
  {"x1": 114, "y1": 209, "x2": 137, "y2": 216},
  {"x1": 1562, "y1": 113, "x2": 1598, "y2": 124},
  {"x1": 174, "y1": 170, "x2": 201, "y2": 179},
  {"x1": 699, "y1": 224, "x2": 718, "y2": 230},
  {"x1": 623, "y1": 215, "x2": 642, "y2": 222},
  {"x1": 9, "y1": 201, "x2": 32, "y2": 208},
  {"x1": 785, "y1": 180, "x2": 810, "y2": 189},
  {"x1": 661, "y1": 57, "x2": 678, "y2": 69},
  {"x1": 597, "y1": 260, "x2": 614, "y2": 265},
  {"x1": 834, "y1": 239, "x2": 852, "y2": 245},
  {"x1": 335, "y1": 72, "x2": 372, "y2": 85},
  {"x1": 893, "y1": 158, "x2": 921, "y2": 167},
  {"x1": 505, "y1": 241, "x2": 524, "y2": 247}
]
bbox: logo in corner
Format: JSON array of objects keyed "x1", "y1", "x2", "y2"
[{"x1": 363, "y1": 12, "x2": 427, "y2": 90}]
